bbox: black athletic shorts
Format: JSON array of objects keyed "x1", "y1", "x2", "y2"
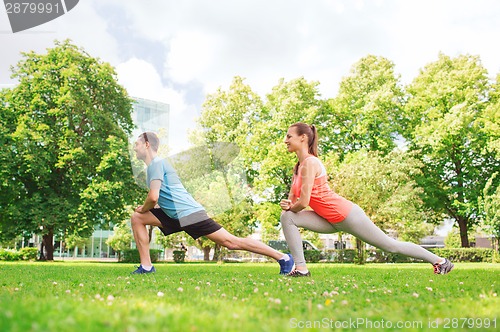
[{"x1": 150, "y1": 208, "x2": 222, "y2": 240}]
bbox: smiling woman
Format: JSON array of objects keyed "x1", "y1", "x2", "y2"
[{"x1": 280, "y1": 123, "x2": 455, "y2": 277}]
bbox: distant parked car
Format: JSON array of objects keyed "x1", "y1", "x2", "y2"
[{"x1": 268, "y1": 240, "x2": 319, "y2": 252}]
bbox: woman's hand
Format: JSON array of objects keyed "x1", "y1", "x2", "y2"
[{"x1": 280, "y1": 199, "x2": 292, "y2": 211}]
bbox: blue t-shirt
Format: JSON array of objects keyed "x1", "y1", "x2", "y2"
[{"x1": 147, "y1": 156, "x2": 207, "y2": 226}]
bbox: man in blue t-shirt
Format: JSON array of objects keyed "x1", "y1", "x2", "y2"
[{"x1": 130, "y1": 132, "x2": 294, "y2": 275}]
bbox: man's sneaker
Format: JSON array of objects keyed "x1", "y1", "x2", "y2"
[
  {"x1": 131, "y1": 265, "x2": 156, "y2": 274},
  {"x1": 433, "y1": 259, "x2": 454, "y2": 275},
  {"x1": 278, "y1": 254, "x2": 295, "y2": 275},
  {"x1": 286, "y1": 269, "x2": 311, "y2": 277}
]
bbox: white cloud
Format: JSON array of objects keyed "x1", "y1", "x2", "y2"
[
  {"x1": 116, "y1": 58, "x2": 198, "y2": 154},
  {"x1": 165, "y1": 30, "x2": 222, "y2": 85}
]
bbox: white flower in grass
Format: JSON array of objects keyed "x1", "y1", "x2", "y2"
[
  {"x1": 157, "y1": 292, "x2": 164, "y2": 297},
  {"x1": 107, "y1": 295, "x2": 115, "y2": 301},
  {"x1": 264, "y1": 292, "x2": 269, "y2": 297},
  {"x1": 65, "y1": 290, "x2": 71, "y2": 294},
  {"x1": 429, "y1": 279, "x2": 433, "y2": 283},
  {"x1": 195, "y1": 286, "x2": 200, "y2": 291},
  {"x1": 79, "y1": 283, "x2": 84, "y2": 287},
  {"x1": 253, "y1": 288, "x2": 259, "y2": 293},
  {"x1": 221, "y1": 294, "x2": 226, "y2": 298},
  {"x1": 479, "y1": 294, "x2": 486, "y2": 299},
  {"x1": 317, "y1": 304, "x2": 324, "y2": 310},
  {"x1": 426, "y1": 287, "x2": 433, "y2": 292},
  {"x1": 412, "y1": 292, "x2": 419, "y2": 298},
  {"x1": 53, "y1": 282, "x2": 58, "y2": 286},
  {"x1": 366, "y1": 299, "x2": 371, "y2": 303},
  {"x1": 95, "y1": 294, "x2": 102, "y2": 300},
  {"x1": 274, "y1": 298, "x2": 281, "y2": 304},
  {"x1": 493, "y1": 293, "x2": 497, "y2": 297},
  {"x1": 459, "y1": 282, "x2": 464, "y2": 285},
  {"x1": 288, "y1": 288, "x2": 293, "y2": 293},
  {"x1": 341, "y1": 300, "x2": 348, "y2": 306},
  {"x1": 233, "y1": 297, "x2": 238, "y2": 301},
  {"x1": 177, "y1": 287, "x2": 183, "y2": 292}
]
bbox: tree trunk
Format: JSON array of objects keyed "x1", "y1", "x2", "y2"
[
  {"x1": 457, "y1": 217, "x2": 470, "y2": 247},
  {"x1": 203, "y1": 246, "x2": 211, "y2": 261},
  {"x1": 148, "y1": 226, "x2": 153, "y2": 243},
  {"x1": 355, "y1": 238, "x2": 365, "y2": 265},
  {"x1": 42, "y1": 229, "x2": 54, "y2": 261},
  {"x1": 212, "y1": 243, "x2": 221, "y2": 261}
]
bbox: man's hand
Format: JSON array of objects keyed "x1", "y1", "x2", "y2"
[{"x1": 135, "y1": 205, "x2": 147, "y2": 214}]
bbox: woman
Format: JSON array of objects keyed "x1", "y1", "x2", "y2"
[{"x1": 280, "y1": 123, "x2": 453, "y2": 277}]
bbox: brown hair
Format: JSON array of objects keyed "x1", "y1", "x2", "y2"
[
  {"x1": 139, "y1": 132, "x2": 160, "y2": 152},
  {"x1": 290, "y1": 123, "x2": 318, "y2": 175}
]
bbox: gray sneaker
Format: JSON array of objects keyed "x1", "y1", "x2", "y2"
[
  {"x1": 433, "y1": 259, "x2": 454, "y2": 275},
  {"x1": 286, "y1": 269, "x2": 311, "y2": 277}
]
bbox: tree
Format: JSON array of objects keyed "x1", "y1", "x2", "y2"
[
  {"x1": 3, "y1": 40, "x2": 140, "y2": 260},
  {"x1": 106, "y1": 220, "x2": 133, "y2": 261},
  {"x1": 0, "y1": 89, "x2": 20, "y2": 243},
  {"x1": 251, "y1": 77, "x2": 324, "y2": 202},
  {"x1": 189, "y1": 78, "x2": 264, "y2": 259},
  {"x1": 479, "y1": 74, "x2": 500, "y2": 248},
  {"x1": 404, "y1": 53, "x2": 499, "y2": 247},
  {"x1": 324, "y1": 55, "x2": 406, "y2": 160},
  {"x1": 325, "y1": 150, "x2": 435, "y2": 243}
]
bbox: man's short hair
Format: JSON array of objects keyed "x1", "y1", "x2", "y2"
[{"x1": 139, "y1": 132, "x2": 160, "y2": 152}]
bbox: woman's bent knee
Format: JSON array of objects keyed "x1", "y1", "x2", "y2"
[{"x1": 280, "y1": 211, "x2": 294, "y2": 224}]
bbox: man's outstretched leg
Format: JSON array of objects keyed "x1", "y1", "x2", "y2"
[{"x1": 206, "y1": 228, "x2": 294, "y2": 274}]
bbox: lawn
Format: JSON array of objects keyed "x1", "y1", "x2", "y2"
[{"x1": 0, "y1": 261, "x2": 498, "y2": 331}]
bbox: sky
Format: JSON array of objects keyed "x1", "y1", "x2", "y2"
[{"x1": 2, "y1": 0, "x2": 500, "y2": 154}]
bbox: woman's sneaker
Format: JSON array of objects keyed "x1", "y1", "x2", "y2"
[
  {"x1": 433, "y1": 259, "x2": 454, "y2": 275},
  {"x1": 286, "y1": 269, "x2": 311, "y2": 277}
]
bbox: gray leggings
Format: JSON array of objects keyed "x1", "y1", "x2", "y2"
[{"x1": 280, "y1": 204, "x2": 442, "y2": 267}]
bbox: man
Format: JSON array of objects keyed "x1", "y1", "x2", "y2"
[{"x1": 130, "y1": 132, "x2": 294, "y2": 274}]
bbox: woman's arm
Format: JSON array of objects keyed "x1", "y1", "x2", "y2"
[{"x1": 288, "y1": 158, "x2": 318, "y2": 212}]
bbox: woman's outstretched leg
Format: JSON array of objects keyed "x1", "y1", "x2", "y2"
[{"x1": 336, "y1": 204, "x2": 446, "y2": 265}]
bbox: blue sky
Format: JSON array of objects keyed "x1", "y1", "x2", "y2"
[{"x1": 2, "y1": 0, "x2": 500, "y2": 153}]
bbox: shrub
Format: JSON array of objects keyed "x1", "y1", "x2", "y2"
[
  {"x1": 173, "y1": 250, "x2": 186, "y2": 263},
  {"x1": 368, "y1": 249, "x2": 416, "y2": 263},
  {"x1": 0, "y1": 249, "x2": 22, "y2": 261},
  {"x1": 323, "y1": 249, "x2": 357, "y2": 263},
  {"x1": 19, "y1": 247, "x2": 39, "y2": 261},
  {"x1": 429, "y1": 248, "x2": 495, "y2": 262},
  {"x1": 304, "y1": 250, "x2": 322, "y2": 263},
  {"x1": 121, "y1": 249, "x2": 162, "y2": 263}
]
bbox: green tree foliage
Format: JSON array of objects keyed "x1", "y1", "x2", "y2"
[
  {"x1": 106, "y1": 220, "x2": 133, "y2": 261},
  {"x1": 405, "y1": 53, "x2": 499, "y2": 247},
  {"x1": 0, "y1": 89, "x2": 20, "y2": 242},
  {"x1": 325, "y1": 150, "x2": 435, "y2": 242},
  {"x1": 324, "y1": 55, "x2": 406, "y2": 159},
  {"x1": 2, "y1": 40, "x2": 141, "y2": 260},
  {"x1": 251, "y1": 77, "x2": 324, "y2": 201}
]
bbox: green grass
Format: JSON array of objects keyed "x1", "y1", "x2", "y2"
[{"x1": 1, "y1": 262, "x2": 499, "y2": 331}]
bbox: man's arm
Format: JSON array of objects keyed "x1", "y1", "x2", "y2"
[{"x1": 135, "y1": 180, "x2": 161, "y2": 213}]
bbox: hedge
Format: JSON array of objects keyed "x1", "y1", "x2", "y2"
[
  {"x1": 0, "y1": 248, "x2": 38, "y2": 261},
  {"x1": 121, "y1": 249, "x2": 162, "y2": 263},
  {"x1": 323, "y1": 248, "x2": 497, "y2": 263},
  {"x1": 428, "y1": 248, "x2": 495, "y2": 263}
]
